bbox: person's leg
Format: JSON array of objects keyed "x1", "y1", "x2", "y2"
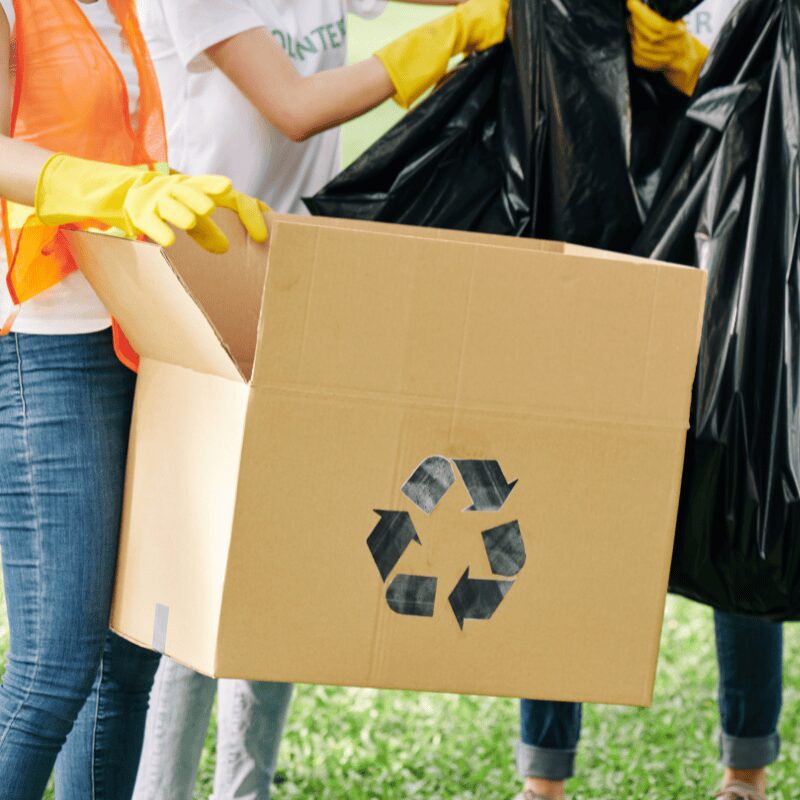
[
  {"x1": 212, "y1": 680, "x2": 294, "y2": 800},
  {"x1": 515, "y1": 700, "x2": 582, "y2": 799},
  {"x1": 0, "y1": 331, "x2": 136, "y2": 799},
  {"x1": 55, "y1": 632, "x2": 161, "y2": 798},
  {"x1": 132, "y1": 659, "x2": 218, "y2": 800},
  {"x1": 715, "y1": 610, "x2": 783, "y2": 795}
]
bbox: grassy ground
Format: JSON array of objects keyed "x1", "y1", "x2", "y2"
[
  {"x1": 3, "y1": 6, "x2": 800, "y2": 800},
  {"x1": 2, "y1": 597, "x2": 799, "y2": 799}
]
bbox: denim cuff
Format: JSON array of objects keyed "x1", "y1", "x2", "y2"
[
  {"x1": 719, "y1": 732, "x2": 781, "y2": 770},
  {"x1": 516, "y1": 740, "x2": 577, "y2": 781}
]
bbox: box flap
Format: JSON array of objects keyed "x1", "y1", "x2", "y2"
[
  {"x1": 158, "y1": 211, "x2": 269, "y2": 380},
  {"x1": 65, "y1": 225, "x2": 250, "y2": 382}
]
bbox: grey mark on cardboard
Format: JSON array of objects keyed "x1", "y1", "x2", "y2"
[
  {"x1": 366, "y1": 455, "x2": 526, "y2": 627},
  {"x1": 367, "y1": 510, "x2": 421, "y2": 582},
  {"x1": 448, "y1": 569, "x2": 514, "y2": 630},
  {"x1": 152, "y1": 603, "x2": 169, "y2": 654},
  {"x1": 482, "y1": 520, "x2": 526, "y2": 576},
  {"x1": 454, "y1": 460, "x2": 517, "y2": 512},
  {"x1": 401, "y1": 455, "x2": 456, "y2": 514},
  {"x1": 386, "y1": 574, "x2": 438, "y2": 617}
]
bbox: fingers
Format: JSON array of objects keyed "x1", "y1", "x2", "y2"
[
  {"x1": 630, "y1": 34, "x2": 682, "y2": 68},
  {"x1": 215, "y1": 190, "x2": 270, "y2": 243},
  {"x1": 131, "y1": 173, "x2": 264, "y2": 252},
  {"x1": 628, "y1": 0, "x2": 687, "y2": 41},
  {"x1": 627, "y1": 0, "x2": 666, "y2": 27},
  {"x1": 135, "y1": 209, "x2": 176, "y2": 249},
  {"x1": 187, "y1": 215, "x2": 230, "y2": 254},
  {"x1": 185, "y1": 174, "x2": 233, "y2": 199},
  {"x1": 170, "y1": 183, "x2": 217, "y2": 218},
  {"x1": 156, "y1": 180, "x2": 231, "y2": 252},
  {"x1": 157, "y1": 196, "x2": 197, "y2": 231},
  {"x1": 236, "y1": 195, "x2": 269, "y2": 243}
]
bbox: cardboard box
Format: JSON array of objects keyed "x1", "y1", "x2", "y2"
[{"x1": 66, "y1": 212, "x2": 706, "y2": 706}]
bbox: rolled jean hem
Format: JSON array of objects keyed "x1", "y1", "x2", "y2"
[
  {"x1": 719, "y1": 732, "x2": 780, "y2": 770},
  {"x1": 516, "y1": 741, "x2": 577, "y2": 781}
]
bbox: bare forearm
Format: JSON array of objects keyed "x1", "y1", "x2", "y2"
[
  {"x1": 280, "y1": 59, "x2": 394, "y2": 141},
  {"x1": 0, "y1": 137, "x2": 52, "y2": 207},
  {"x1": 207, "y1": 29, "x2": 394, "y2": 142},
  {"x1": 0, "y1": 9, "x2": 51, "y2": 206}
]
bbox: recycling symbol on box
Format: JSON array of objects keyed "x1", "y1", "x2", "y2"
[{"x1": 366, "y1": 456, "x2": 526, "y2": 628}]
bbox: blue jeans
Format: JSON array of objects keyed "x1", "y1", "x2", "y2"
[
  {"x1": 0, "y1": 331, "x2": 160, "y2": 799},
  {"x1": 517, "y1": 610, "x2": 783, "y2": 780},
  {"x1": 134, "y1": 659, "x2": 293, "y2": 800}
]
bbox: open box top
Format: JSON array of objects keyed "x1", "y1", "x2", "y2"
[{"x1": 66, "y1": 212, "x2": 701, "y2": 393}]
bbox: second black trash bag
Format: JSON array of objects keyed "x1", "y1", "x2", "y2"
[
  {"x1": 635, "y1": 0, "x2": 800, "y2": 619},
  {"x1": 309, "y1": 0, "x2": 695, "y2": 249},
  {"x1": 644, "y1": 0, "x2": 705, "y2": 20},
  {"x1": 511, "y1": 0, "x2": 643, "y2": 249}
]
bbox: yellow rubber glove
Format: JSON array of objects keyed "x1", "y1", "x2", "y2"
[
  {"x1": 627, "y1": 0, "x2": 709, "y2": 96},
  {"x1": 35, "y1": 154, "x2": 269, "y2": 254},
  {"x1": 375, "y1": 0, "x2": 509, "y2": 110},
  {"x1": 215, "y1": 186, "x2": 270, "y2": 246}
]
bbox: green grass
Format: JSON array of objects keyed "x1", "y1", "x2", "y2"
[
  {"x1": 194, "y1": 597, "x2": 800, "y2": 800},
  {"x1": 4, "y1": 6, "x2": 800, "y2": 800},
  {"x1": 4, "y1": 584, "x2": 799, "y2": 798}
]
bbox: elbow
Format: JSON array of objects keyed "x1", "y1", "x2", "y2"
[
  {"x1": 273, "y1": 109, "x2": 316, "y2": 144},
  {"x1": 284, "y1": 126, "x2": 312, "y2": 144}
]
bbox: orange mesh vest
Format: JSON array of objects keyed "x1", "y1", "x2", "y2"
[{"x1": 1, "y1": 0, "x2": 168, "y2": 370}]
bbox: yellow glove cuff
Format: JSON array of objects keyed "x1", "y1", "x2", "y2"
[{"x1": 375, "y1": 16, "x2": 459, "y2": 110}]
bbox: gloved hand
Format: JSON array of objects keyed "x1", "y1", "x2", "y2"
[
  {"x1": 375, "y1": 0, "x2": 509, "y2": 109},
  {"x1": 627, "y1": 0, "x2": 709, "y2": 96},
  {"x1": 215, "y1": 186, "x2": 269, "y2": 247},
  {"x1": 34, "y1": 154, "x2": 269, "y2": 254}
]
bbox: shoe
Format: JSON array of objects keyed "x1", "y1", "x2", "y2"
[{"x1": 714, "y1": 782, "x2": 767, "y2": 800}]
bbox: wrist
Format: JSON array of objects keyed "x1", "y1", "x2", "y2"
[{"x1": 35, "y1": 154, "x2": 137, "y2": 229}]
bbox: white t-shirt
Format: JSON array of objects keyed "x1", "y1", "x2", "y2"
[
  {"x1": 139, "y1": 0, "x2": 386, "y2": 214},
  {"x1": 685, "y1": 0, "x2": 737, "y2": 47},
  {"x1": 0, "y1": 0, "x2": 142, "y2": 335}
]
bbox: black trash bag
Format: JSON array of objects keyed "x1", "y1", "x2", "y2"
[
  {"x1": 634, "y1": 0, "x2": 800, "y2": 619},
  {"x1": 644, "y1": 0, "x2": 704, "y2": 21},
  {"x1": 513, "y1": 0, "x2": 642, "y2": 249},
  {"x1": 309, "y1": 0, "x2": 692, "y2": 250},
  {"x1": 307, "y1": 43, "x2": 530, "y2": 235}
]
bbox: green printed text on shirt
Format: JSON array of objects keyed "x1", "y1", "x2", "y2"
[{"x1": 271, "y1": 16, "x2": 347, "y2": 62}]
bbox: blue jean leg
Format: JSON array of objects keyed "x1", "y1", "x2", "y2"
[
  {"x1": 515, "y1": 611, "x2": 783, "y2": 783},
  {"x1": 0, "y1": 331, "x2": 153, "y2": 799},
  {"x1": 517, "y1": 700, "x2": 582, "y2": 781},
  {"x1": 715, "y1": 610, "x2": 783, "y2": 770},
  {"x1": 56, "y1": 632, "x2": 161, "y2": 798}
]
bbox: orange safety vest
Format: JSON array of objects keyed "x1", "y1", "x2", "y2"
[{"x1": 1, "y1": 0, "x2": 168, "y2": 371}]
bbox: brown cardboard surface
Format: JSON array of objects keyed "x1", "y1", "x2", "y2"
[
  {"x1": 66, "y1": 231, "x2": 245, "y2": 382},
  {"x1": 69, "y1": 212, "x2": 706, "y2": 705},
  {"x1": 160, "y1": 217, "x2": 269, "y2": 379},
  {"x1": 112, "y1": 360, "x2": 250, "y2": 673}
]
